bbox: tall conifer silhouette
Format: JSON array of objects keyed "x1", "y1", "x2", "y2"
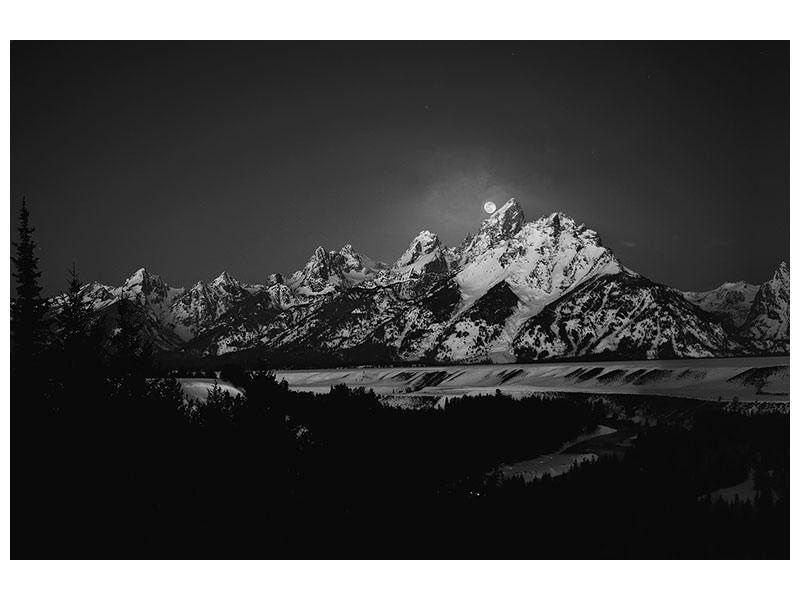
[{"x1": 11, "y1": 198, "x2": 49, "y2": 361}]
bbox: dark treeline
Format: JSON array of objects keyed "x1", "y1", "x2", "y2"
[
  {"x1": 482, "y1": 409, "x2": 789, "y2": 558},
  {"x1": 13, "y1": 372, "x2": 789, "y2": 558},
  {"x1": 11, "y1": 201, "x2": 789, "y2": 558}
]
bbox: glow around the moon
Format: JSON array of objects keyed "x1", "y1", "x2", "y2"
[{"x1": 483, "y1": 201, "x2": 497, "y2": 214}]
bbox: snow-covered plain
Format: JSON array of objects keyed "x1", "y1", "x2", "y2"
[
  {"x1": 274, "y1": 356, "x2": 789, "y2": 403},
  {"x1": 177, "y1": 378, "x2": 244, "y2": 402}
]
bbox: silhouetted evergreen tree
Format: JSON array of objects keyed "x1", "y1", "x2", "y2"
[
  {"x1": 111, "y1": 293, "x2": 141, "y2": 362},
  {"x1": 108, "y1": 293, "x2": 153, "y2": 373},
  {"x1": 57, "y1": 265, "x2": 92, "y2": 342},
  {"x1": 10, "y1": 198, "x2": 60, "y2": 557},
  {"x1": 106, "y1": 293, "x2": 153, "y2": 425},
  {"x1": 11, "y1": 198, "x2": 49, "y2": 361},
  {"x1": 51, "y1": 264, "x2": 109, "y2": 419}
]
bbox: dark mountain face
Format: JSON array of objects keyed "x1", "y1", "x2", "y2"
[
  {"x1": 431, "y1": 281, "x2": 521, "y2": 363},
  {"x1": 48, "y1": 199, "x2": 789, "y2": 364}
]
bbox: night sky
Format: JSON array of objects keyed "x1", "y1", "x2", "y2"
[{"x1": 11, "y1": 41, "x2": 789, "y2": 295}]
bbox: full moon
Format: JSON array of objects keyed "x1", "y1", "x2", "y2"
[{"x1": 483, "y1": 201, "x2": 497, "y2": 214}]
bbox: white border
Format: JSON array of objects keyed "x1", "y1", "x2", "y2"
[
  {"x1": 2, "y1": 1, "x2": 797, "y2": 599},
  {"x1": 2, "y1": 0, "x2": 797, "y2": 40}
]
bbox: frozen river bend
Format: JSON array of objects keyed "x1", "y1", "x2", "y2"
[{"x1": 274, "y1": 356, "x2": 788, "y2": 403}]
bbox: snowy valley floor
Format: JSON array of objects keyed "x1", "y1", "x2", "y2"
[{"x1": 272, "y1": 356, "x2": 789, "y2": 404}]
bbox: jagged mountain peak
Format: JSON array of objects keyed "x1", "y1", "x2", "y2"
[
  {"x1": 211, "y1": 271, "x2": 238, "y2": 287},
  {"x1": 111, "y1": 267, "x2": 186, "y2": 337},
  {"x1": 337, "y1": 243, "x2": 385, "y2": 278},
  {"x1": 121, "y1": 267, "x2": 177, "y2": 299},
  {"x1": 396, "y1": 230, "x2": 442, "y2": 268},
  {"x1": 542, "y1": 210, "x2": 579, "y2": 223},
  {"x1": 460, "y1": 198, "x2": 526, "y2": 261},
  {"x1": 775, "y1": 261, "x2": 789, "y2": 282},
  {"x1": 414, "y1": 229, "x2": 439, "y2": 242},
  {"x1": 742, "y1": 261, "x2": 789, "y2": 351},
  {"x1": 125, "y1": 266, "x2": 159, "y2": 285},
  {"x1": 541, "y1": 211, "x2": 573, "y2": 231},
  {"x1": 185, "y1": 273, "x2": 240, "y2": 295},
  {"x1": 479, "y1": 197, "x2": 525, "y2": 235},
  {"x1": 289, "y1": 242, "x2": 385, "y2": 294},
  {"x1": 457, "y1": 205, "x2": 621, "y2": 304},
  {"x1": 491, "y1": 197, "x2": 525, "y2": 223},
  {"x1": 302, "y1": 246, "x2": 333, "y2": 273},
  {"x1": 338, "y1": 243, "x2": 372, "y2": 267},
  {"x1": 527, "y1": 212, "x2": 602, "y2": 246},
  {"x1": 767, "y1": 261, "x2": 789, "y2": 287}
]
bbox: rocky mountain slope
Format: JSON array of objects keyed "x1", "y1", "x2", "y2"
[
  {"x1": 49, "y1": 199, "x2": 790, "y2": 363},
  {"x1": 741, "y1": 262, "x2": 789, "y2": 353},
  {"x1": 514, "y1": 273, "x2": 745, "y2": 361}
]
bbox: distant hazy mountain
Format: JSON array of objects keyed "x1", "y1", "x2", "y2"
[
  {"x1": 48, "y1": 199, "x2": 789, "y2": 363},
  {"x1": 682, "y1": 281, "x2": 759, "y2": 329}
]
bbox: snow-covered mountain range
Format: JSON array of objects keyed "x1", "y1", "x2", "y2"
[{"x1": 50, "y1": 199, "x2": 789, "y2": 364}]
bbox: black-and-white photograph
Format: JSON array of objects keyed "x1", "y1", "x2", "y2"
[{"x1": 4, "y1": 11, "x2": 794, "y2": 593}]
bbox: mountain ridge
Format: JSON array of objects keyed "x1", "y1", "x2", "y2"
[{"x1": 47, "y1": 199, "x2": 789, "y2": 364}]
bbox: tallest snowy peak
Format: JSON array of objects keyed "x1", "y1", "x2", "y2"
[
  {"x1": 492, "y1": 197, "x2": 524, "y2": 219},
  {"x1": 480, "y1": 198, "x2": 525, "y2": 237},
  {"x1": 461, "y1": 198, "x2": 525, "y2": 260}
]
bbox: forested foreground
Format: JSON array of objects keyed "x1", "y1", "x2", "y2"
[
  {"x1": 10, "y1": 201, "x2": 789, "y2": 558},
  {"x1": 12, "y1": 361, "x2": 789, "y2": 558}
]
